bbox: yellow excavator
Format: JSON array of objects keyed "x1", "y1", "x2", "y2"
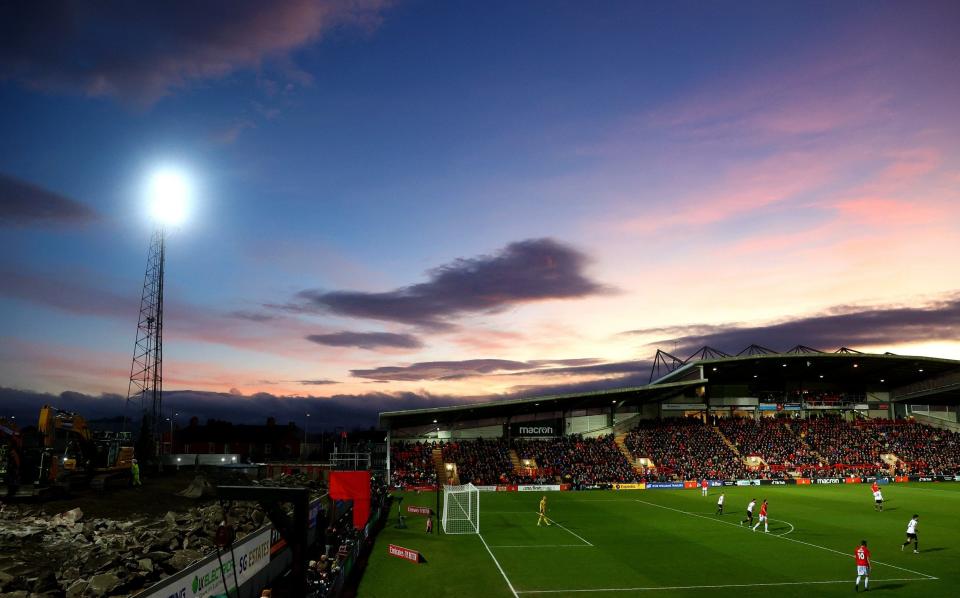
[{"x1": 4, "y1": 406, "x2": 135, "y2": 497}]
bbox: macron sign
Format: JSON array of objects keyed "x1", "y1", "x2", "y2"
[{"x1": 510, "y1": 419, "x2": 563, "y2": 437}]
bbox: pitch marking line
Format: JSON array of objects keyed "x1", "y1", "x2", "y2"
[
  {"x1": 537, "y1": 512, "x2": 594, "y2": 546},
  {"x1": 479, "y1": 533, "x2": 519, "y2": 598},
  {"x1": 770, "y1": 517, "x2": 794, "y2": 536},
  {"x1": 634, "y1": 499, "x2": 938, "y2": 580},
  {"x1": 514, "y1": 578, "x2": 937, "y2": 594},
  {"x1": 490, "y1": 544, "x2": 590, "y2": 548}
]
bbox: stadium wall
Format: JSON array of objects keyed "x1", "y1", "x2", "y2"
[
  {"x1": 567, "y1": 414, "x2": 612, "y2": 435},
  {"x1": 912, "y1": 411, "x2": 960, "y2": 433}
]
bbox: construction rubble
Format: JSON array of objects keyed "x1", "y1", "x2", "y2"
[{"x1": 0, "y1": 501, "x2": 268, "y2": 597}]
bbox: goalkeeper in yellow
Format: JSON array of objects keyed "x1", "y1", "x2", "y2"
[{"x1": 537, "y1": 495, "x2": 551, "y2": 526}]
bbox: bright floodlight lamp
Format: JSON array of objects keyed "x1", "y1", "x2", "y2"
[{"x1": 147, "y1": 168, "x2": 190, "y2": 226}]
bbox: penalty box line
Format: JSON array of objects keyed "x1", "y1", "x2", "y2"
[
  {"x1": 633, "y1": 499, "x2": 938, "y2": 581},
  {"x1": 538, "y1": 511, "x2": 594, "y2": 546},
  {"x1": 514, "y1": 578, "x2": 937, "y2": 594},
  {"x1": 480, "y1": 532, "x2": 520, "y2": 598}
]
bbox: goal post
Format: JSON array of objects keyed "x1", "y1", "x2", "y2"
[{"x1": 442, "y1": 483, "x2": 480, "y2": 534}]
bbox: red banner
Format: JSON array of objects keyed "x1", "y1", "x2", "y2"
[
  {"x1": 683, "y1": 481, "x2": 698, "y2": 489},
  {"x1": 406, "y1": 505, "x2": 432, "y2": 516},
  {"x1": 796, "y1": 478, "x2": 812, "y2": 485},
  {"x1": 844, "y1": 477, "x2": 862, "y2": 484},
  {"x1": 405, "y1": 485, "x2": 437, "y2": 492},
  {"x1": 330, "y1": 471, "x2": 371, "y2": 530},
  {"x1": 495, "y1": 485, "x2": 518, "y2": 492},
  {"x1": 895, "y1": 476, "x2": 909, "y2": 483},
  {"x1": 388, "y1": 544, "x2": 421, "y2": 563}
]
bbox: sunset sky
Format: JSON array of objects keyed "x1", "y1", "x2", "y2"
[{"x1": 2, "y1": 1, "x2": 959, "y2": 427}]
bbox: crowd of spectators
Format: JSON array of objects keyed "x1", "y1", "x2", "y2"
[
  {"x1": 626, "y1": 418, "x2": 750, "y2": 481},
  {"x1": 874, "y1": 420, "x2": 960, "y2": 475},
  {"x1": 388, "y1": 418, "x2": 960, "y2": 487},
  {"x1": 718, "y1": 417, "x2": 820, "y2": 468},
  {"x1": 789, "y1": 417, "x2": 884, "y2": 469},
  {"x1": 515, "y1": 434, "x2": 640, "y2": 487},
  {"x1": 788, "y1": 418, "x2": 960, "y2": 476},
  {"x1": 442, "y1": 438, "x2": 515, "y2": 485},
  {"x1": 390, "y1": 441, "x2": 437, "y2": 487},
  {"x1": 308, "y1": 475, "x2": 389, "y2": 596}
]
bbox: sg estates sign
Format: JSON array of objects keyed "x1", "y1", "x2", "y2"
[{"x1": 510, "y1": 419, "x2": 563, "y2": 437}]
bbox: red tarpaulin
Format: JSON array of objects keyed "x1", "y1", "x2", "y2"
[{"x1": 329, "y1": 471, "x2": 371, "y2": 529}]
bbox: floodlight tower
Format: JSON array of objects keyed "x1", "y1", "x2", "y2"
[{"x1": 125, "y1": 169, "x2": 189, "y2": 459}]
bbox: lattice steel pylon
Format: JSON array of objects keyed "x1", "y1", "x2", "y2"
[{"x1": 125, "y1": 227, "x2": 165, "y2": 459}]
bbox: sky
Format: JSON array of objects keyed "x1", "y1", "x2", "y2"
[{"x1": 1, "y1": 0, "x2": 959, "y2": 428}]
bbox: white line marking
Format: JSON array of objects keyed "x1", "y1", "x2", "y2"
[
  {"x1": 490, "y1": 544, "x2": 590, "y2": 548},
  {"x1": 633, "y1": 499, "x2": 938, "y2": 580},
  {"x1": 535, "y1": 512, "x2": 594, "y2": 546},
  {"x1": 515, "y1": 578, "x2": 936, "y2": 594},
  {"x1": 479, "y1": 533, "x2": 519, "y2": 598},
  {"x1": 896, "y1": 486, "x2": 960, "y2": 495},
  {"x1": 769, "y1": 517, "x2": 794, "y2": 536}
]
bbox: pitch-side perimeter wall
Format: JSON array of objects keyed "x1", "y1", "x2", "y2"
[
  {"x1": 400, "y1": 475, "x2": 960, "y2": 494},
  {"x1": 134, "y1": 497, "x2": 325, "y2": 598}
]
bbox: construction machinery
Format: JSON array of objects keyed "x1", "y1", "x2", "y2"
[{"x1": 2, "y1": 406, "x2": 135, "y2": 498}]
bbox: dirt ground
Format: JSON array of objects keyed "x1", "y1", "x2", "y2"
[{"x1": 28, "y1": 468, "x2": 216, "y2": 519}]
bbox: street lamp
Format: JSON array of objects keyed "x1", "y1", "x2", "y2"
[
  {"x1": 304, "y1": 413, "x2": 310, "y2": 462},
  {"x1": 169, "y1": 410, "x2": 178, "y2": 455}
]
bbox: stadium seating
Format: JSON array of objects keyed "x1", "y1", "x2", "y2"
[
  {"x1": 718, "y1": 417, "x2": 821, "y2": 469},
  {"x1": 626, "y1": 418, "x2": 750, "y2": 481},
  {"x1": 442, "y1": 438, "x2": 515, "y2": 485},
  {"x1": 391, "y1": 440, "x2": 438, "y2": 487},
  {"x1": 514, "y1": 434, "x2": 640, "y2": 486},
  {"x1": 390, "y1": 418, "x2": 960, "y2": 487}
]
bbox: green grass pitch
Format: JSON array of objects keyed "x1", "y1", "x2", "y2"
[{"x1": 358, "y1": 483, "x2": 959, "y2": 597}]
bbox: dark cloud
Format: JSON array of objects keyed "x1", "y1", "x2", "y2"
[
  {"x1": 506, "y1": 360, "x2": 643, "y2": 378},
  {"x1": 284, "y1": 238, "x2": 611, "y2": 329},
  {"x1": 0, "y1": 174, "x2": 97, "y2": 226},
  {"x1": 626, "y1": 294, "x2": 960, "y2": 358},
  {"x1": 0, "y1": 267, "x2": 134, "y2": 318},
  {"x1": 507, "y1": 369, "x2": 653, "y2": 398},
  {"x1": 0, "y1": 386, "x2": 462, "y2": 431},
  {"x1": 227, "y1": 310, "x2": 279, "y2": 323},
  {"x1": 350, "y1": 357, "x2": 614, "y2": 382},
  {"x1": 306, "y1": 331, "x2": 423, "y2": 350},
  {"x1": 299, "y1": 379, "x2": 338, "y2": 385},
  {"x1": 0, "y1": 0, "x2": 392, "y2": 105}
]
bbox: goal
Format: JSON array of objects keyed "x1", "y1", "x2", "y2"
[{"x1": 442, "y1": 483, "x2": 480, "y2": 534}]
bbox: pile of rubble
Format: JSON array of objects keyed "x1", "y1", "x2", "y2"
[{"x1": 0, "y1": 501, "x2": 267, "y2": 597}]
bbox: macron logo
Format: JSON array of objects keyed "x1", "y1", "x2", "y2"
[{"x1": 519, "y1": 426, "x2": 554, "y2": 435}]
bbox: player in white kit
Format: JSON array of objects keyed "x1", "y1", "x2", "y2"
[{"x1": 901, "y1": 514, "x2": 919, "y2": 553}]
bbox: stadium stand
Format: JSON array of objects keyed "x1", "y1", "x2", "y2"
[
  {"x1": 514, "y1": 434, "x2": 640, "y2": 486},
  {"x1": 390, "y1": 440, "x2": 438, "y2": 487},
  {"x1": 389, "y1": 418, "x2": 960, "y2": 487},
  {"x1": 625, "y1": 418, "x2": 750, "y2": 481},
  {"x1": 718, "y1": 417, "x2": 821, "y2": 469},
  {"x1": 442, "y1": 438, "x2": 515, "y2": 485}
]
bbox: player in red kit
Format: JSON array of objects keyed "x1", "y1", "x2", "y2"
[
  {"x1": 752, "y1": 499, "x2": 769, "y2": 532},
  {"x1": 854, "y1": 540, "x2": 871, "y2": 591},
  {"x1": 871, "y1": 481, "x2": 879, "y2": 494},
  {"x1": 701, "y1": 479, "x2": 708, "y2": 496}
]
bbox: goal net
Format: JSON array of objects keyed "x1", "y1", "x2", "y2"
[{"x1": 442, "y1": 483, "x2": 480, "y2": 534}]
